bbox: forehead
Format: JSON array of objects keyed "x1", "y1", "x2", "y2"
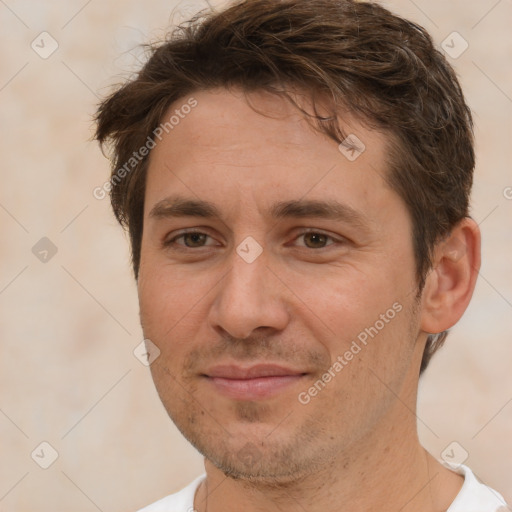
[
  {"x1": 144, "y1": 88, "x2": 397, "y2": 221},
  {"x1": 153, "y1": 87, "x2": 388, "y2": 159}
]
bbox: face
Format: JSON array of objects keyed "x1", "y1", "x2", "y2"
[{"x1": 138, "y1": 88, "x2": 424, "y2": 482}]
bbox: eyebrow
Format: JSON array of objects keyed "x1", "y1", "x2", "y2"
[{"x1": 149, "y1": 195, "x2": 370, "y2": 229}]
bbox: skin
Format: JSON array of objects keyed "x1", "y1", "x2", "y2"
[{"x1": 137, "y1": 88, "x2": 481, "y2": 512}]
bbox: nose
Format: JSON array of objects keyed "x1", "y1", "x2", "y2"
[{"x1": 208, "y1": 248, "x2": 290, "y2": 340}]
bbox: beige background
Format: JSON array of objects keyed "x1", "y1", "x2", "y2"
[{"x1": 0, "y1": 0, "x2": 511, "y2": 510}]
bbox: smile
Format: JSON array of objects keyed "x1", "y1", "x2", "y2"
[{"x1": 203, "y1": 364, "x2": 307, "y2": 400}]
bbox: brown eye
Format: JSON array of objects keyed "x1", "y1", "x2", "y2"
[
  {"x1": 302, "y1": 232, "x2": 330, "y2": 249},
  {"x1": 164, "y1": 231, "x2": 215, "y2": 249},
  {"x1": 180, "y1": 232, "x2": 208, "y2": 247}
]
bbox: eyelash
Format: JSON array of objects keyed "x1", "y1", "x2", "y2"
[{"x1": 163, "y1": 229, "x2": 342, "y2": 250}]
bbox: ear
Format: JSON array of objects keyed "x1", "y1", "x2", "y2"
[{"x1": 420, "y1": 218, "x2": 481, "y2": 335}]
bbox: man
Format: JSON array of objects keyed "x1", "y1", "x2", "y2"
[{"x1": 95, "y1": 0, "x2": 509, "y2": 510}]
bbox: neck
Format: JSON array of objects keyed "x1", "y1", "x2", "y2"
[
  {"x1": 194, "y1": 415, "x2": 463, "y2": 512},
  {"x1": 193, "y1": 359, "x2": 465, "y2": 512}
]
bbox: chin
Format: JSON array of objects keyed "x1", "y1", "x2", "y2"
[
  {"x1": 214, "y1": 455, "x2": 325, "y2": 487},
  {"x1": 196, "y1": 434, "x2": 333, "y2": 486}
]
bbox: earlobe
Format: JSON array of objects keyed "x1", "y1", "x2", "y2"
[{"x1": 420, "y1": 218, "x2": 481, "y2": 335}]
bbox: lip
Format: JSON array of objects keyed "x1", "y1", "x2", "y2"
[{"x1": 203, "y1": 364, "x2": 307, "y2": 400}]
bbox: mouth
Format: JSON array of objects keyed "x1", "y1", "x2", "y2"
[{"x1": 202, "y1": 364, "x2": 308, "y2": 401}]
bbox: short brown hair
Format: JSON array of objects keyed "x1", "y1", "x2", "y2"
[{"x1": 95, "y1": 0, "x2": 475, "y2": 373}]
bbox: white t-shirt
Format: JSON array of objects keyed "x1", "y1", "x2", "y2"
[{"x1": 137, "y1": 464, "x2": 509, "y2": 512}]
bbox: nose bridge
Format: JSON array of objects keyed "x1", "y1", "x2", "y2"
[
  {"x1": 223, "y1": 246, "x2": 269, "y2": 309},
  {"x1": 209, "y1": 244, "x2": 289, "y2": 338}
]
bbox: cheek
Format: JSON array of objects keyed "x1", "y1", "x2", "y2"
[
  {"x1": 137, "y1": 260, "x2": 216, "y2": 361},
  {"x1": 138, "y1": 254, "x2": 202, "y2": 324},
  {"x1": 290, "y1": 269, "x2": 391, "y2": 339},
  {"x1": 138, "y1": 273, "x2": 173, "y2": 331},
  {"x1": 290, "y1": 262, "x2": 416, "y2": 378}
]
